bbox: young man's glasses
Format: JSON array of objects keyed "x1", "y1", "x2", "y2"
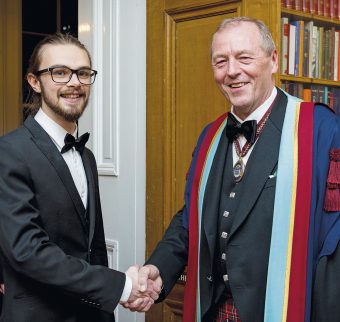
[{"x1": 35, "y1": 66, "x2": 97, "y2": 85}]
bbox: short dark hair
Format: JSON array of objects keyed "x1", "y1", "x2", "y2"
[{"x1": 24, "y1": 33, "x2": 92, "y2": 116}]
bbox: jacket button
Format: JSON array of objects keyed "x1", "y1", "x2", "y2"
[
  {"x1": 223, "y1": 211, "x2": 230, "y2": 218},
  {"x1": 221, "y1": 232, "x2": 228, "y2": 239}
]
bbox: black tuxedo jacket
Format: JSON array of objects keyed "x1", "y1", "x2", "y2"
[
  {"x1": 0, "y1": 116, "x2": 125, "y2": 322},
  {"x1": 147, "y1": 89, "x2": 288, "y2": 322}
]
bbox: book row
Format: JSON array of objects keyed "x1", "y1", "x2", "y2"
[
  {"x1": 282, "y1": 0, "x2": 340, "y2": 18},
  {"x1": 281, "y1": 18, "x2": 340, "y2": 80},
  {"x1": 281, "y1": 82, "x2": 340, "y2": 114}
]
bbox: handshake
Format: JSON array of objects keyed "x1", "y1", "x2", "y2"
[{"x1": 120, "y1": 264, "x2": 163, "y2": 312}]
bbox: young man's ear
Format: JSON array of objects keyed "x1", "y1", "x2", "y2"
[{"x1": 27, "y1": 73, "x2": 42, "y2": 93}]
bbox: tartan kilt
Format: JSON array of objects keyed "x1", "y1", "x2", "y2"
[{"x1": 213, "y1": 297, "x2": 242, "y2": 322}]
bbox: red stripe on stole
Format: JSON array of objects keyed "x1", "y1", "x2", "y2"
[
  {"x1": 287, "y1": 103, "x2": 314, "y2": 321},
  {"x1": 183, "y1": 113, "x2": 227, "y2": 322}
]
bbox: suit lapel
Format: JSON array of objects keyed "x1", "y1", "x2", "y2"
[
  {"x1": 81, "y1": 150, "x2": 96, "y2": 246},
  {"x1": 229, "y1": 89, "x2": 288, "y2": 237},
  {"x1": 24, "y1": 116, "x2": 89, "y2": 233}
]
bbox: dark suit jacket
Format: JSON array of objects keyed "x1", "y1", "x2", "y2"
[
  {"x1": 0, "y1": 116, "x2": 125, "y2": 322},
  {"x1": 147, "y1": 89, "x2": 288, "y2": 322}
]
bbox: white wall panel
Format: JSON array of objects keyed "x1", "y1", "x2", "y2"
[{"x1": 78, "y1": 1, "x2": 146, "y2": 321}]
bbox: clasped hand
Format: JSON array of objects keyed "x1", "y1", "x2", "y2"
[{"x1": 121, "y1": 264, "x2": 162, "y2": 312}]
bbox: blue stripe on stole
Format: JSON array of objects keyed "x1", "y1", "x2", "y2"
[
  {"x1": 264, "y1": 93, "x2": 301, "y2": 322},
  {"x1": 196, "y1": 118, "x2": 227, "y2": 321}
]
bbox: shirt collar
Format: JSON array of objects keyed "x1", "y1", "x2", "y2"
[
  {"x1": 34, "y1": 108, "x2": 77, "y2": 151},
  {"x1": 231, "y1": 87, "x2": 277, "y2": 124}
]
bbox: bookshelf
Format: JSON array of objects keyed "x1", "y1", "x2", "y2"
[{"x1": 279, "y1": 0, "x2": 340, "y2": 113}]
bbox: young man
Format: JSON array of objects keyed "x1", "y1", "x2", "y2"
[
  {"x1": 133, "y1": 17, "x2": 340, "y2": 322},
  {"x1": 0, "y1": 33, "x2": 160, "y2": 322}
]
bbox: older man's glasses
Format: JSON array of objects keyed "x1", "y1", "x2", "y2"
[{"x1": 35, "y1": 66, "x2": 97, "y2": 85}]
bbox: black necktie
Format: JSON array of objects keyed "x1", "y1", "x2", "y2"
[
  {"x1": 225, "y1": 112, "x2": 257, "y2": 144},
  {"x1": 61, "y1": 132, "x2": 90, "y2": 154}
]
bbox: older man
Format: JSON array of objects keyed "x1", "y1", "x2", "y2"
[{"x1": 133, "y1": 17, "x2": 340, "y2": 322}]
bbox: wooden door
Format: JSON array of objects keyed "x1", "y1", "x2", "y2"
[
  {"x1": 146, "y1": 1, "x2": 240, "y2": 321},
  {"x1": 146, "y1": 0, "x2": 280, "y2": 321},
  {"x1": 0, "y1": 0, "x2": 22, "y2": 135}
]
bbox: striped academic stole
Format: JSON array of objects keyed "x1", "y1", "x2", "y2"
[
  {"x1": 182, "y1": 112, "x2": 227, "y2": 322},
  {"x1": 182, "y1": 94, "x2": 317, "y2": 322},
  {"x1": 264, "y1": 95, "x2": 316, "y2": 322}
]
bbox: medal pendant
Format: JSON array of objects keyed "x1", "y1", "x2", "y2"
[{"x1": 233, "y1": 158, "x2": 245, "y2": 182}]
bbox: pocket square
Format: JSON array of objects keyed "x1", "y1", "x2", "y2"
[{"x1": 269, "y1": 171, "x2": 277, "y2": 179}]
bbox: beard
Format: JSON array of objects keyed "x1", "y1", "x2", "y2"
[{"x1": 40, "y1": 85, "x2": 90, "y2": 122}]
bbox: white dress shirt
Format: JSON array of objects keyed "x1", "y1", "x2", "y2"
[
  {"x1": 35, "y1": 109, "x2": 88, "y2": 207},
  {"x1": 231, "y1": 87, "x2": 277, "y2": 166}
]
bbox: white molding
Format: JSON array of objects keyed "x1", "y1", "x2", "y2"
[
  {"x1": 92, "y1": 0, "x2": 119, "y2": 176},
  {"x1": 106, "y1": 238, "x2": 119, "y2": 320},
  {"x1": 106, "y1": 238, "x2": 118, "y2": 270}
]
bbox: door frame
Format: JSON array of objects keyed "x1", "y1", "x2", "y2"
[{"x1": 0, "y1": 0, "x2": 22, "y2": 135}]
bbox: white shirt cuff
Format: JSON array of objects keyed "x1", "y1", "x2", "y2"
[{"x1": 119, "y1": 274, "x2": 132, "y2": 303}]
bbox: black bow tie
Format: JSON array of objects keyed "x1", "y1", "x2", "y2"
[
  {"x1": 225, "y1": 113, "x2": 257, "y2": 144},
  {"x1": 61, "y1": 132, "x2": 90, "y2": 154}
]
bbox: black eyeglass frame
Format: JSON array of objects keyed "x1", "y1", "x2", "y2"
[{"x1": 34, "y1": 65, "x2": 98, "y2": 85}]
